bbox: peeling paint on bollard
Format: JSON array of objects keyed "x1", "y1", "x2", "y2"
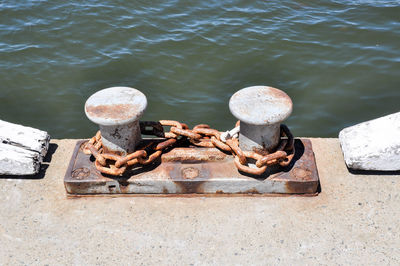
[
  {"x1": 84, "y1": 87, "x2": 147, "y2": 156},
  {"x1": 229, "y1": 86, "x2": 292, "y2": 152}
]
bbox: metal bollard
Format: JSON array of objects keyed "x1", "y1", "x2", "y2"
[
  {"x1": 229, "y1": 86, "x2": 293, "y2": 152},
  {"x1": 84, "y1": 87, "x2": 147, "y2": 156},
  {"x1": 66, "y1": 85, "x2": 320, "y2": 195}
]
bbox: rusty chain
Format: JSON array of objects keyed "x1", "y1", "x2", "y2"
[{"x1": 83, "y1": 120, "x2": 295, "y2": 176}]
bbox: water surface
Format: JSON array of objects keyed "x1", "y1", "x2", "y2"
[{"x1": 0, "y1": 0, "x2": 399, "y2": 138}]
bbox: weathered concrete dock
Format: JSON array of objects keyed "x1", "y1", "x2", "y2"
[{"x1": 0, "y1": 138, "x2": 399, "y2": 265}]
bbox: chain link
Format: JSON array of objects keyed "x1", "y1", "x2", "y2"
[{"x1": 84, "y1": 120, "x2": 295, "y2": 176}]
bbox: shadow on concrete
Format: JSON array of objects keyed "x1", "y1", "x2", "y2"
[
  {"x1": 0, "y1": 143, "x2": 58, "y2": 180},
  {"x1": 43, "y1": 143, "x2": 58, "y2": 163},
  {"x1": 348, "y1": 168, "x2": 400, "y2": 176},
  {"x1": 316, "y1": 180, "x2": 322, "y2": 193}
]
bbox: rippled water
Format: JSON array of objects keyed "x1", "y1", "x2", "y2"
[{"x1": 0, "y1": 0, "x2": 399, "y2": 138}]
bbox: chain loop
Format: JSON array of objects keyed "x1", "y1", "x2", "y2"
[
  {"x1": 95, "y1": 153, "x2": 126, "y2": 176},
  {"x1": 226, "y1": 138, "x2": 247, "y2": 165},
  {"x1": 137, "y1": 150, "x2": 162, "y2": 165},
  {"x1": 159, "y1": 120, "x2": 182, "y2": 138},
  {"x1": 210, "y1": 136, "x2": 231, "y2": 152},
  {"x1": 191, "y1": 127, "x2": 220, "y2": 147},
  {"x1": 255, "y1": 150, "x2": 287, "y2": 168},
  {"x1": 115, "y1": 150, "x2": 146, "y2": 168},
  {"x1": 234, "y1": 151, "x2": 266, "y2": 175},
  {"x1": 155, "y1": 138, "x2": 177, "y2": 151},
  {"x1": 84, "y1": 120, "x2": 295, "y2": 176},
  {"x1": 170, "y1": 127, "x2": 202, "y2": 140}
]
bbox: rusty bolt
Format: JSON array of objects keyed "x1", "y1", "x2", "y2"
[
  {"x1": 229, "y1": 86, "x2": 292, "y2": 152},
  {"x1": 85, "y1": 87, "x2": 147, "y2": 156}
]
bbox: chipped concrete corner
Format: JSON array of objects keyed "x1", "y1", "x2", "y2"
[{"x1": 339, "y1": 112, "x2": 400, "y2": 171}]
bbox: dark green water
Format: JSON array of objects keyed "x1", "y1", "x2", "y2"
[{"x1": 0, "y1": 1, "x2": 399, "y2": 138}]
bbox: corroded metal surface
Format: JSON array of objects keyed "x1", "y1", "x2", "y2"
[
  {"x1": 86, "y1": 121, "x2": 296, "y2": 177},
  {"x1": 229, "y1": 86, "x2": 293, "y2": 126},
  {"x1": 64, "y1": 139, "x2": 319, "y2": 195},
  {"x1": 85, "y1": 87, "x2": 147, "y2": 126},
  {"x1": 84, "y1": 87, "x2": 147, "y2": 155},
  {"x1": 229, "y1": 86, "x2": 293, "y2": 151}
]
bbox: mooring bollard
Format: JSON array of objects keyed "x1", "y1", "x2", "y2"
[
  {"x1": 65, "y1": 84, "x2": 319, "y2": 196},
  {"x1": 84, "y1": 87, "x2": 147, "y2": 156},
  {"x1": 229, "y1": 86, "x2": 293, "y2": 152}
]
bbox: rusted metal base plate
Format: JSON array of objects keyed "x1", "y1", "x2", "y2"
[{"x1": 64, "y1": 139, "x2": 319, "y2": 195}]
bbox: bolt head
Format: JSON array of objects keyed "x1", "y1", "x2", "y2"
[
  {"x1": 229, "y1": 86, "x2": 292, "y2": 125},
  {"x1": 85, "y1": 87, "x2": 147, "y2": 126}
]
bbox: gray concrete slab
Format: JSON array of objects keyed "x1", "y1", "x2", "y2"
[{"x1": 0, "y1": 138, "x2": 399, "y2": 265}]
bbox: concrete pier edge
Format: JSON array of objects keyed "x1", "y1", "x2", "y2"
[{"x1": 0, "y1": 138, "x2": 399, "y2": 264}]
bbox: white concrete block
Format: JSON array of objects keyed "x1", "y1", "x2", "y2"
[
  {"x1": 0, "y1": 143, "x2": 41, "y2": 175},
  {"x1": 339, "y1": 112, "x2": 400, "y2": 171},
  {"x1": 0, "y1": 120, "x2": 50, "y2": 175},
  {"x1": 0, "y1": 120, "x2": 50, "y2": 157}
]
